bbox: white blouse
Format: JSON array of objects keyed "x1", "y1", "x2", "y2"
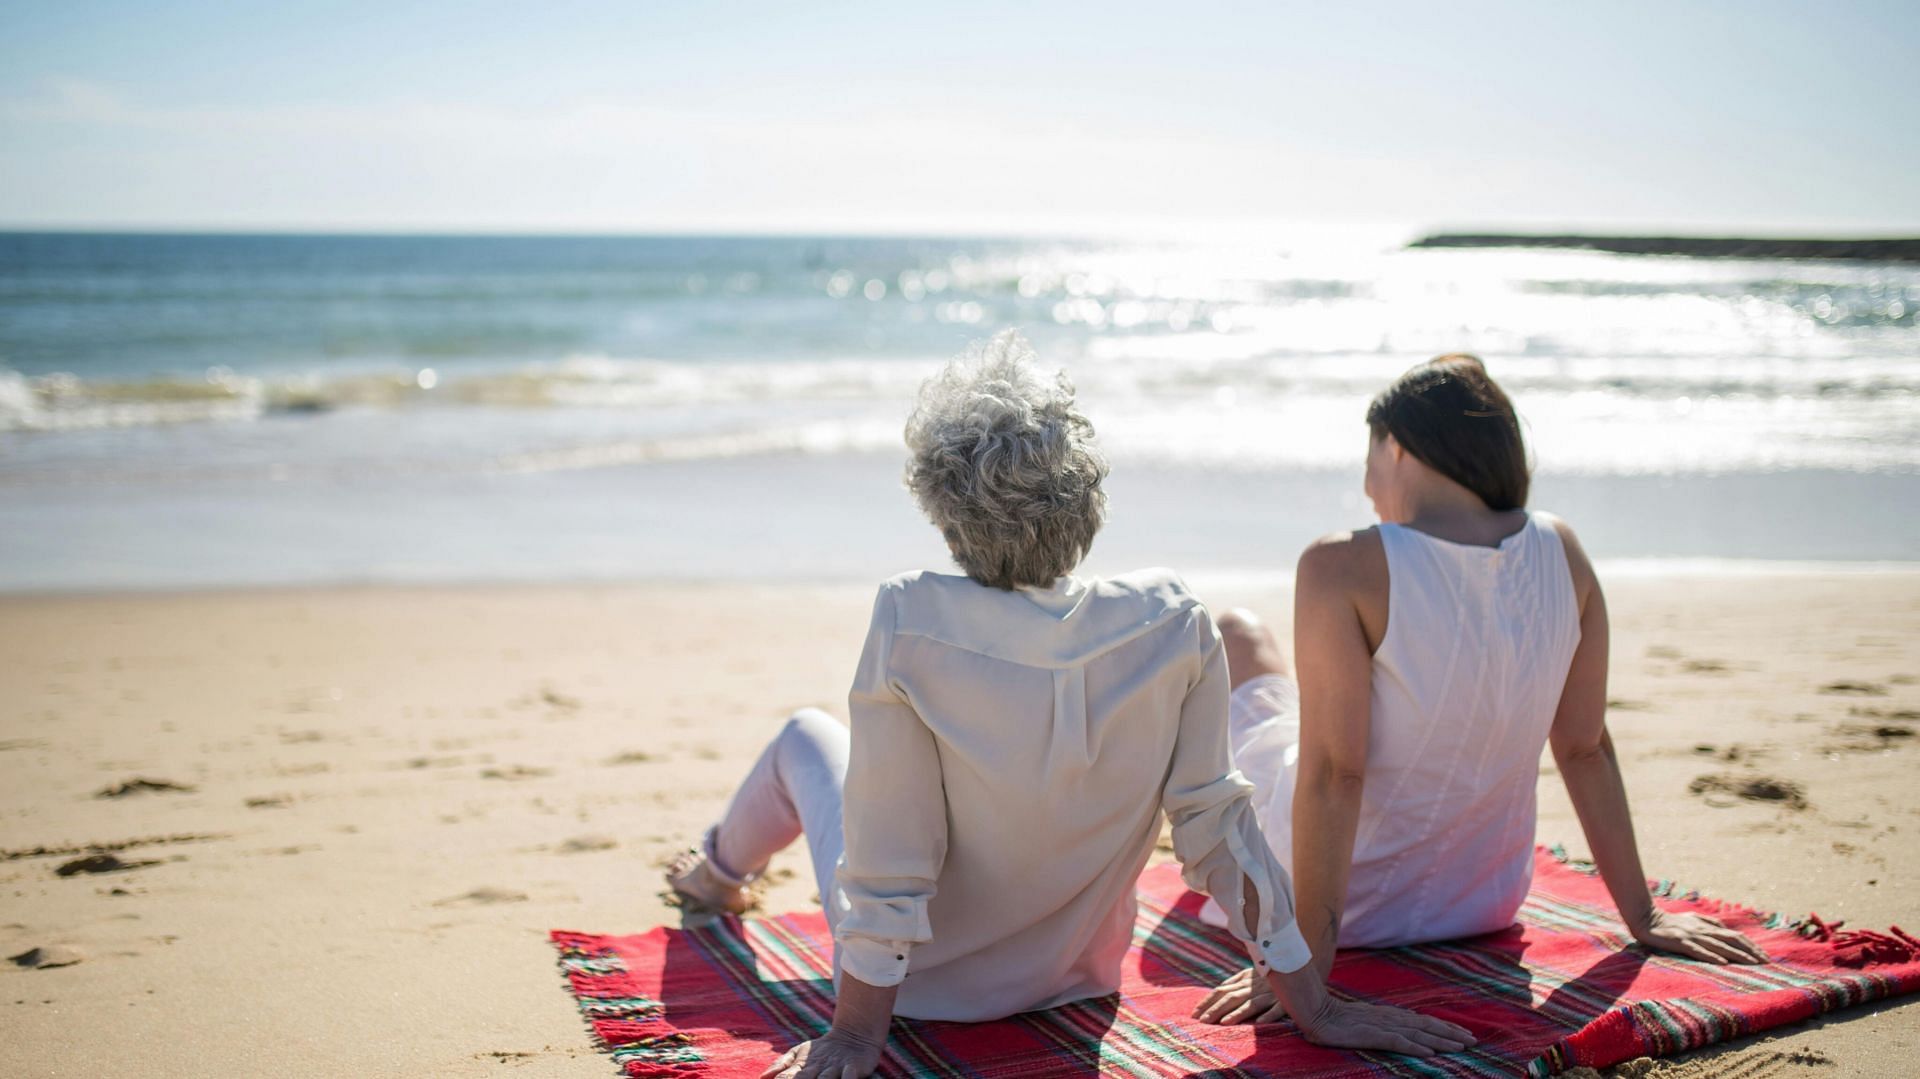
[{"x1": 832, "y1": 568, "x2": 1312, "y2": 1023}]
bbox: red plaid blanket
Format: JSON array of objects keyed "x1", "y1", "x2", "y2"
[{"x1": 550, "y1": 847, "x2": 1920, "y2": 1077}]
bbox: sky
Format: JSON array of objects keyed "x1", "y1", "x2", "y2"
[{"x1": 1, "y1": 0, "x2": 1915, "y2": 236}]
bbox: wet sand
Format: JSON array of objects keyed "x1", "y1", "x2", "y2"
[{"x1": 1, "y1": 572, "x2": 1916, "y2": 1076}]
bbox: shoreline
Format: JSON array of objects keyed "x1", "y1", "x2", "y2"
[
  {"x1": 1, "y1": 557, "x2": 1918, "y2": 601},
  {"x1": 6, "y1": 457, "x2": 1919, "y2": 595}
]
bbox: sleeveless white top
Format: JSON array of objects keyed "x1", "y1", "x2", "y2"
[{"x1": 1238, "y1": 511, "x2": 1583, "y2": 948}]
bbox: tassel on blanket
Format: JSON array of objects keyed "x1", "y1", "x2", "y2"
[
  {"x1": 608, "y1": 1031, "x2": 704, "y2": 1077},
  {"x1": 1803, "y1": 914, "x2": 1920, "y2": 968},
  {"x1": 555, "y1": 933, "x2": 706, "y2": 1076}
]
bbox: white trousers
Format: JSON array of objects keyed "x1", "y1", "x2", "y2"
[{"x1": 702, "y1": 707, "x2": 850, "y2": 928}]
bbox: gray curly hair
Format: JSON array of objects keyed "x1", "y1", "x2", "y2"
[{"x1": 903, "y1": 330, "x2": 1110, "y2": 590}]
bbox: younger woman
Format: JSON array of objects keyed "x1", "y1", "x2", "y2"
[{"x1": 1195, "y1": 355, "x2": 1765, "y2": 1025}]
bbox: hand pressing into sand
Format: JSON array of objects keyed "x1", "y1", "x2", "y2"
[
  {"x1": 1632, "y1": 908, "x2": 1768, "y2": 964},
  {"x1": 760, "y1": 1031, "x2": 883, "y2": 1079}
]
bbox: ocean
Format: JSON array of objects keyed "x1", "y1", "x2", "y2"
[{"x1": 2, "y1": 230, "x2": 1916, "y2": 592}]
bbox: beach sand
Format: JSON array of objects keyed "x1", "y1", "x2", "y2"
[{"x1": 2, "y1": 572, "x2": 1915, "y2": 1076}]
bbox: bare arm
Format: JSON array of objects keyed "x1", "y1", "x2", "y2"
[
  {"x1": 1177, "y1": 597, "x2": 1473, "y2": 1056},
  {"x1": 1544, "y1": 544, "x2": 1651, "y2": 932},
  {"x1": 1289, "y1": 536, "x2": 1376, "y2": 982},
  {"x1": 1546, "y1": 520, "x2": 1766, "y2": 965}
]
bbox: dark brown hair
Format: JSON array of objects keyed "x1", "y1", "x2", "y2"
[{"x1": 1365, "y1": 353, "x2": 1529, "y2": 510}]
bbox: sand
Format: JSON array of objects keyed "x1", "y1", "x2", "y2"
[{"x1": 1, "y1": 572, "x2": 1916, "y2": 1077}]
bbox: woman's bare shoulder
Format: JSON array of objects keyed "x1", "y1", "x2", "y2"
[
  {"x1": 1532, "y1": 511, "x2": 1599, "y2": 593},
  {"x1": 1297, "y1": 527, "x2": 1388, "y2": 589}
]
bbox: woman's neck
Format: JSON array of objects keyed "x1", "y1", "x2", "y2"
[{"x1": 1394, "y1": 484, "x2": 1525, "y2": 547}]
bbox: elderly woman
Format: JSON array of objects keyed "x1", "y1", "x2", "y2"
[{"x1": 667, "y1": 332, "x2": 1473, "y2": 1078}]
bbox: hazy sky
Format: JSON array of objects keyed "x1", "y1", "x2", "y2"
[{"x1": 2, "y1": 1, "x2": 1914, "y2": 235}]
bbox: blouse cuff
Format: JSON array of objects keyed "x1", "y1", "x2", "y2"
[
  {"x1": 1220, "y1": 825, "x2": 1314, "y2": 975},
  {"x1": 835, "y1": 934, "x2": 913, "y2": 988},
  {"x1": 1245, "y1": 920, "x2": 1314, "y2": 975}
]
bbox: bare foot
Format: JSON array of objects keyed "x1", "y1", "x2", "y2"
[{"x1": 664, "y1": 848, "x2": 752, "y2": 916}]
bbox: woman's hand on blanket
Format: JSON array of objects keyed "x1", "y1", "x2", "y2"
[
  {"x1": 761, "y1": 1032, "x2": 884, "y2": 1079},
  {"x1": 1633, "y1": 908, "x2": 1769, "y2": 964},
  {"x1": 1202, "y1": 966, "x2": 1475, "y2": 1057},
  {"x1": 1193, "y1": 967, "x2": 1288, "y2": 1025},
  {"x1": 1292, "y1": 996, "x2": 1478, "y2": 1058}
]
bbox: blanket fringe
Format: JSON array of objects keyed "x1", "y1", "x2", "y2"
[
  {"x1": 609, "y1": 1033, "x2": 704, "y2": 1076},
  {"x1": 1802, "y1": 915, "x2": 1920, "y2": 968},
  {"x1": 552, "y1": 931, "x2": 707, "y2": 1076}
]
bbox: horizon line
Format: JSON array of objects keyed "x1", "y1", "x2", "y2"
[{"x1": 5, "y1": 219, "x2": 1920, "y2": 243}]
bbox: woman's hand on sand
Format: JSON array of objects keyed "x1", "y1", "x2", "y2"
[
  {"x1": 761, "y1": 1032, "x2": 884, "y2": 1079},
  {"x1": 1633, "y1": 908, "x2": 1768, "y2": 964},
  {"x1": 1193, "y1": 967, "x2": 1288, "y2": 1025},
  {"x1": 1292, "y1": 996, "x2": 1477, "y2": 1058}
]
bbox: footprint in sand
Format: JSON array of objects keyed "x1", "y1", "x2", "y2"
[
  {"x1": 55, "y1": 853, "x2": 164, "y2": 877},
  {"x1": 95, "y1": 777, "x2": 196, "y2": 798},
  {"x1": 604, "y1": 751, "x2": 654, "y2": 766},
  {"x1": 2, "y1": 833, "x2": 226, "y2": 863},
  {"x1": 509, "y1": 686, "x2": 583, "y2": 713},
  {"x1": 1849, "y1": 706, "x2": 1920, "y2": 722},
  {"x1": 1819, "y1": 680, "x2": 1888, "y2": 697},
  {"x1": 488, "y1": 763, "x2": 552, "y2": 780},
  {"x1": 1691, "y1": 743, "x2": 1766, "y2": 763},
  {"x1": 1607, "y1": 1046, "x2": 1834, "y2": 1078},
  {"x1": 555, "y1": 836, "x2": 617, "y2": 854},
  {"x1": 433, "y1": 887, "x2": 529, "y2": 907},
  {"x1": 9, "y1": 945, "x2": 83, "y2": 970},
  {"x1": 249, "y1": 845, "x2": 316, "y2": 857},
  {"x1": 1824, "y1": 723, "x2": 1916, "y2": 753},
  {"x1": 1688, "y1": 773, "x2": 1808, "y2": 811}
]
